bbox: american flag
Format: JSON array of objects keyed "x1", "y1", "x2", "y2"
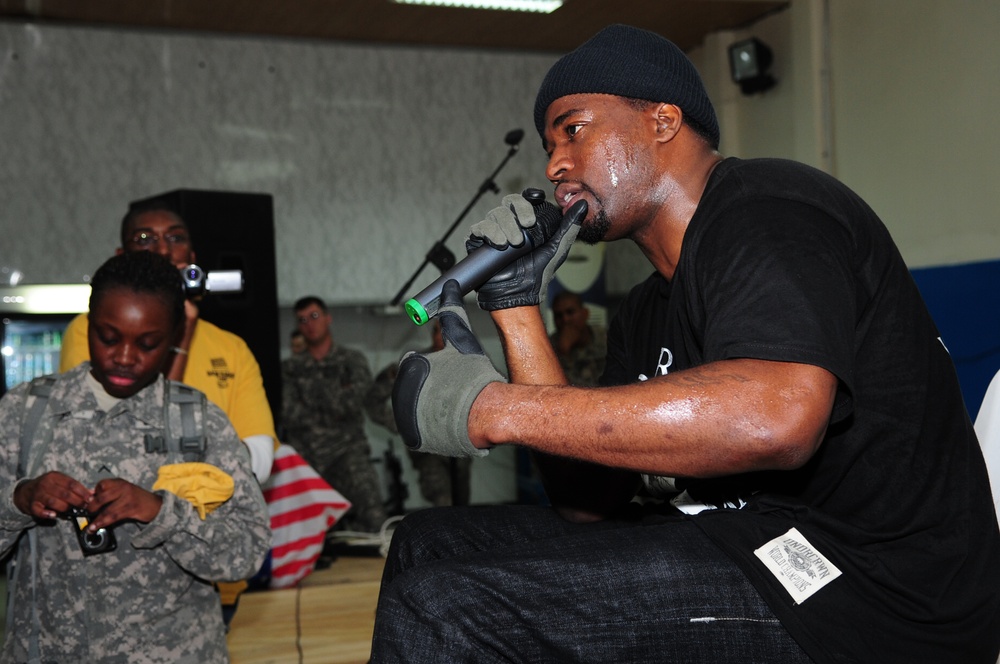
[{"x1": 261, "y1": 444, "x2": 351, "y2": 588}]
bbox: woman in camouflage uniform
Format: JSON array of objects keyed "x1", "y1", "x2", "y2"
[{"x1": 0, "y1": 252, "x2": 270, "y2": 663}]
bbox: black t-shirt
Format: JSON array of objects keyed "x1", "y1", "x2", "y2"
[{"x1": 604, "y1": 158, "x2": 1000, "y2": 663}]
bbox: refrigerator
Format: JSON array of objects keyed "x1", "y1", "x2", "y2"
[{"x1": 0, "y1": 284, "x2": 91, "y2": 397}]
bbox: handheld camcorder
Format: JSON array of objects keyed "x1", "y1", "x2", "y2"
[
  {"x1": 181, "y1": 264, "x2": 244, "y2": 299},
  {"x1": 66, "y1": 506, "x2": 117, "y2": 556}
]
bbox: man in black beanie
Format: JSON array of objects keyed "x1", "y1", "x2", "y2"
[{"x1": 372, "y1": 24, "x2": 1000, "y2": 663}]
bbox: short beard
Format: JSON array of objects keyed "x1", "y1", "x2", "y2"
[{"x1": 578, "y1": 208, "x2": 611, "y2": 245}]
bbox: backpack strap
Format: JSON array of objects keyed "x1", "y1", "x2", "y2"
[
  {"x1": 143, "y1": 381, "x2": 207, "y2": 463},
  {"x1": 18, "y1": 375, "x2": 58, "y2": 478},
  {"x1": 12, "y1": 375, "x2": 58, "y2": 664}
]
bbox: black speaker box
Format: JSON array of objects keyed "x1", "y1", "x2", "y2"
[{"x1": 129, "y1": 189, "x2": 282, "y2": 425}]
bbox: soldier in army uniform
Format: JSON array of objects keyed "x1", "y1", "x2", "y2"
[
  {"x1": 367, "y1": 320, "x2": 473, "y2": 507},
  {"x1": 548, "y1": 291, "x2": 606, "y2": 387},
  {"x1": 0, "y1": 251, "x2": 270, "y2": 663},
  {"x1": 281, "y1": 296, "x2": 387, "y2": 533}
]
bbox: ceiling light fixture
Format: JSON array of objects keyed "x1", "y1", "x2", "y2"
[{"x1": 392, "y1": 0, "x2": 563, "y2": 13}]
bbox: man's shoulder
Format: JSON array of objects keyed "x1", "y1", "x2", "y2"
[
  {"x1": 194, "y1": 319, "x2": 249, "y2": 347},
  {"x1": 281, "y1": 353, "x2": 316, "y2": 378},
  {"x1": 282, "y1": 353, "x2": 307, "y2": 369},
  {"x1": 331, "y1": 344, "x2": 369, "y2": 364},
  {"x1": 708, "y1": 157, "x2": 854, "y2": 211},
  {"x1": 57, "y1": 312, "x2": 92, "y2": 372},
  {"x1": 191, "y1": 319, "x2": 257, "y2": 364},
  {"x1": 342, "y1": 345, "x2": 368, "y2": 359},
  {"x1": 713, "y1": 156, "x2": 823, "y2": 183},
  {"x1": 65, "y1": 311, "x2": 88, "y2": 332}
]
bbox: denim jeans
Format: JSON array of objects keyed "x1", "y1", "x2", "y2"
[{"x1": 371, "y1": 505, "x2": 814, "y2": 663}]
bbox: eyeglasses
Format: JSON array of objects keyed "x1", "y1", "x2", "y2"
[
  {"x1": 128, "y1": 231, "x2": 191, "y2": 248},
  {"x1": 297, "y1": 311, "x2": 324, "y2": 324}
]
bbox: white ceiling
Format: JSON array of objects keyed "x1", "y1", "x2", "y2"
[{"x1": 0, "y1": 0, "x2": 788, "y2": 53}]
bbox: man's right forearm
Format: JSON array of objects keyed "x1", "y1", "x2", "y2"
[
  {"x1": 479, "y1": 307, "x2": 639, "y2": 519},
  {"x1": 469, "y1": 382, "x2": 640, "y2": 520},
  {"x1": 490, "y1": 307, "x2": 566, "y2": 385}
]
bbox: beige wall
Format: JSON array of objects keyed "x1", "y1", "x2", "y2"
[
  {"x1": 707, "y1": 0, "x2": 999, "y2": 269},
  {"x1": 3, "y1": 3, "x2": 997, "y2": 301},
  {"x1": 606, "y1": 0, "x2": 1000, "y2": 291}
]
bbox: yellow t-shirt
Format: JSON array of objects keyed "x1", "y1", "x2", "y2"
[{"x1": 60, "y1": 312, "x2": 277, "y2": 443}]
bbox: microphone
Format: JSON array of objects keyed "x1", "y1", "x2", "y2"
[
  {"x1": 504, "y1": 128, "x2": 525, "y2": 147},
  {"x1": 404, "y1": 189, "x2": 558, "y2": 326}
]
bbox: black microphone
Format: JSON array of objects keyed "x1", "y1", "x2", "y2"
[
  {"x1": 403, "y1": 189, "x2": 558, "y2": 326},
  {"x1": 504, "y1": 128, "x2": 525, "y2": 146}
]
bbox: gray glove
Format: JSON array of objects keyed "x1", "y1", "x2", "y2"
[
  {"x1": 391, "y1": 279, "x2": 504, "y2": 458},
  {"x1": 466, "y1": 189, "x2": 588, "y2": 311}
]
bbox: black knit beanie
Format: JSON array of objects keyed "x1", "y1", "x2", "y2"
[{"x1": 533, "y1": 24, "x2": 719, "y2": 148}]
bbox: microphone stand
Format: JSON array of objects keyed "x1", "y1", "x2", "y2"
[{"x1": 390, "y1": 132, "x2": 523, "y2": 307}]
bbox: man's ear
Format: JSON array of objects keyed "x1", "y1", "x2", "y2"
[
  {"x1": 115, "y1": 247, "x2": 125, "y2": 256},
  {"x1": 653, "y1": 103, "x2": 684, "y2": 143}
]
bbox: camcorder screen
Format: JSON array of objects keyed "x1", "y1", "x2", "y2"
[{"x1": 181, "y1": 264, "x2": 243, "y2": 299}]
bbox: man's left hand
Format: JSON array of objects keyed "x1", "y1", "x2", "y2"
[{"x1": 392, "y1": 280, "x2": 504, "y2": 457}]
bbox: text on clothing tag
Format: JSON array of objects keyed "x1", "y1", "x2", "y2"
[{"x1": 754, "y1": 527, "x2": 842, "y2": 604}]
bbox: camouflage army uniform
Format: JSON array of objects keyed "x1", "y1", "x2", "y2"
[
  {"x1": 0, "y1": 363, "x2": 271, "y2": 664},
  {"x1": 366, "y1": 364, "x2": 472, "y2": 507},
  {"x1": 549, "y1": 325, "x2": 608, "y2": 387},
  {"x1": 281, "y1": 345, "x2": 387, "y2": 532}
]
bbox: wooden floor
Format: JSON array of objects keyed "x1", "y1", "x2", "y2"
[{"x1": 227, "y1": 554, "x2": 385, "y2": 664}]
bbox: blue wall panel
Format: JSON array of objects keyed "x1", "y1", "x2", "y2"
[{"x1": 910, "y1": 259, "x2": 1000, "y2": 420}]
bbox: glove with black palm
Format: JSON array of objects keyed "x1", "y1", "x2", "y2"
[
  {"x1": 466, "y1": 189, "x2": 588, "y2": 311},
  {"x1": 391, "y1": 279, "x2": 504, "y2": 458}
]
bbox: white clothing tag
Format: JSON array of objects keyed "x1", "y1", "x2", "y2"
[{"x1": 753, "y1": 527, "x2": 842, "y2": 604}]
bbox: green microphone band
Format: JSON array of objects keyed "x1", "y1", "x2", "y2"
[{"x1": 404, "y1": 298, "x2": 430, "y2": 326}]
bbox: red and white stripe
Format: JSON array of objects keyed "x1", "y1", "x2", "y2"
[{"x1": 262, "y1": 445, "x2": 351, "y2": 588}]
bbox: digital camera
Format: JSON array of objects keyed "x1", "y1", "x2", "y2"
[
  {"x1": 181, "y1": 264, "x2": 244, "y2": 299},
  {"x1": 66, "y1": 506, "x2": 117, "y2": 556}
]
